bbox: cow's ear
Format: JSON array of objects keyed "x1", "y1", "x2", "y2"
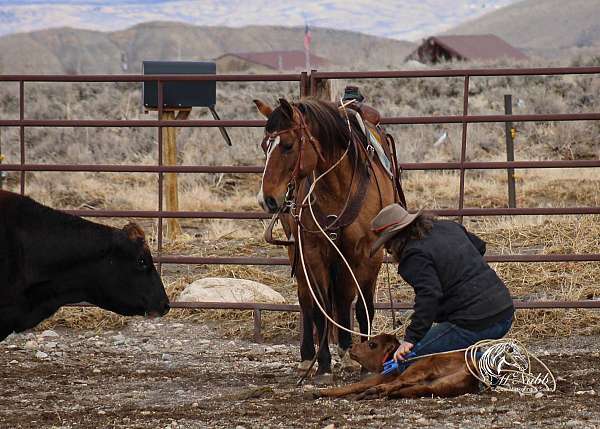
[
  {"x1": 253, "y1": 99, "x2": 273, "y2": 118},
  {"x1": 123, "y1": 222, "x2": 146, "y2": 242}
]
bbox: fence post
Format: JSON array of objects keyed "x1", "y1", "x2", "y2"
[
  {"x1": 504, "y1": 94, "x2": 517, "y2": 208},
  {"x1": 161, "y1": 109, "x2": 190, "y2": 240},
  {"x1": 253, "y1": 308, "x2": 263, "y2": 342},
  {"x1": 0, "y1": 128, "x2": 4, "y2": 190}
]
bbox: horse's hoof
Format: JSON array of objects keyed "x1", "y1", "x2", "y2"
[
  {"x1": 313, "y1": 373, "x2": 334, "y2": 386},
  {"x1": 297, "y1": 360, "x2": 314, "y2": 374},
  {"x1": 340, "y1": 352, "x2": 362, "y2": 371}
]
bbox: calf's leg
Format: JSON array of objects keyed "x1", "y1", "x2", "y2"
[{"x1": 316, "y1": 373, "x2": 389, "y2": 398}]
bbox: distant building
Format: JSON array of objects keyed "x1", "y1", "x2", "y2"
[
  {"x1": 215, "y1": 50, "x2": 331, "y2": 72},
  {"x1": 407, "y1": 35, "x2": 528, "y2": 63}
]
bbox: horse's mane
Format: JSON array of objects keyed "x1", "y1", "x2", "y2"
[{"x1": 267, "y1": 97, "x2": 366, "y2": 162}]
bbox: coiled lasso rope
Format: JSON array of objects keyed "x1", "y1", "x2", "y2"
[{"x1": 465, "y1": 339, "x2": 556, "y2": 395}]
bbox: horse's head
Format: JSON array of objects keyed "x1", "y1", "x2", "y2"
[{"x1": 253, "y1": 98, "x2": 324, "y2": 213}]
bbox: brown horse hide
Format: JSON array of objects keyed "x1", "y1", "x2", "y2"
[
  {"x1": 254, "y1": 98, "x2": 399, "y2": 377},
  {"x1": 314, "y1": 334, "x2": 480, "y2": 399}
]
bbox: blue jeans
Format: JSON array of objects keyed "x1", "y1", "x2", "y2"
[{"x1": 411, "y1": 316, "x2": 513, "y2": 357}]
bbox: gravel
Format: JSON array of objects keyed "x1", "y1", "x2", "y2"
[{"x1": 1, "y1": 320, "x2": 599, "y2": 428}]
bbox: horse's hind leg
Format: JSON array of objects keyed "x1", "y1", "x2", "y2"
[
  {"x1": 333, "y1": 270, "x2": 354, "y2": 357},
  {"x1": 354, "y1": 275, "x2": 375, "y2": 343},
  {"x1": 313, "y1": 303, "x2": 332, "y2": 375}
]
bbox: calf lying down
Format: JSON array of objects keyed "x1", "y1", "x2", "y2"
[{"x1": 315, "y1": 334, "x2": 479, "y2": 400}]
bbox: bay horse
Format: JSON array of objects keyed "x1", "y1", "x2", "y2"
[{"x1": 253, "y1": 97, "x2": 404, "y2": 378}]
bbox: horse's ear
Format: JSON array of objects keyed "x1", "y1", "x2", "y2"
[
  {"x1": 253, "y1": 99, "x2": 273, "y2": 118},
  {"x1": 278, "y1": 98, "x2": 295, "y2": 119}
]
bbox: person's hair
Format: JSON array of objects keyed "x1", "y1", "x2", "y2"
[{"x1": 386, "y1": 213, "x2": 436, "y2": 261}]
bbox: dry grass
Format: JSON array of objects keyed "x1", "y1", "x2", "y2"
[{"x1": 37, "y1": 214, "x2": 600, "y2": 342}]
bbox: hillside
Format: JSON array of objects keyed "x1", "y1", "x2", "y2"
[
  {"x1": 445, "y1": 0, "x2": 600, "y2": 59},
  {"x1": 0, "y1": 0, "x2": 516, "y2": 41},
  {"x1": 0, "y1": 22, "x2": 415, "y2": 74}
]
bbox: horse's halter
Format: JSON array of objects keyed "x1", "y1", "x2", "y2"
[{"x1": 260, "y1": 104, "x2": 325, "y2": 212}]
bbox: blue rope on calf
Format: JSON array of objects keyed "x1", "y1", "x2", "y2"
[{"x1": 381, "y1": 351, "x2": 417, "y2": 376}]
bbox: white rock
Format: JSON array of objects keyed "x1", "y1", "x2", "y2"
[
  {"x1": 9, "y1": 360, "x2": 18, "y2": 364},
  {"x1": 177, "y1": 277, "x2": 286, "y2": 304},
  {"x1": 35, "y1": 351, "x2": 48, "y2": 359},
  {"x1": 24, "y1": 340, "x2": 37, "y2": 350},
  {"x1": 112, "y1": 334, "x2": 126, "y2": 345},
  {"x1": 162, "y1": 353, "x2": 173, "y2": 361},
  {"x1": 534, "y1": 392, "x2": 544, "y2": 398},
  {"x1": 44, "y1": 342, "x2": 57, "y2": 349},
  {"x1": 40, "y1": 330, "x2": 59, "y2": 338}
]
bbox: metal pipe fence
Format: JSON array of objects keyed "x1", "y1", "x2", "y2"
[{"x1": 2, "y1": 67, "x2": 599, "y2": 340}]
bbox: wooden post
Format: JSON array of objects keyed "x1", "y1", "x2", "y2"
[
  {"x1": 160, "y1": 109, "x2": 190, "y2": 240},
  {"x1": 0, "y1": 128, "x2": 4, "y2": 190},
  {"x1": 504, "y1": 94, "x2": 517, "y2": 208},
  {"x1": 314, "y1": 78, "x2": 339, "y2": 102}
]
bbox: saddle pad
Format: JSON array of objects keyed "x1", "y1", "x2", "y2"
[
  {"x1": 347, "y1": 107, "x2": 394, "y2": 178},
  {"x1": 367, "y1": 128, "x2": 393, "y2": 178}
]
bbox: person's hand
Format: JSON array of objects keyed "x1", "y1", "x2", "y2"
[{"x1": 393, "y1": 341, "x2": 414, "y2": 362}]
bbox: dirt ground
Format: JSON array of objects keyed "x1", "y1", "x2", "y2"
[{"x1": 1, "y1": 319, "x2": 599, "y2": 429}]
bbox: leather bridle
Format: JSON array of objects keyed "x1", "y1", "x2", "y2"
[{"x1": 260, "y1": 104, "x2": 325, "y2": 211}]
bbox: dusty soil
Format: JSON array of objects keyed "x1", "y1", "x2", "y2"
[{"x1": 1, "y1": 320, "x2": 599, "y2": 429}]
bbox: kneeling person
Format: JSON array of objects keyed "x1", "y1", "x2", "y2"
[{"x1": 370, "y1": 204, "x2": 514, "y2": 363}]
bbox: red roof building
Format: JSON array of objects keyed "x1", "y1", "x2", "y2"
[
  {"x1": 407, "y1": 35, "x2": 528, "y2": 63},
  {"x1": 215, "y1": 50, "x2": 331, "y2": 72}
]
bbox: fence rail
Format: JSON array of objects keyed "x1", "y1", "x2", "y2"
[{"x1": 2, "y1": 67, "x2": 599, "y2": 340}]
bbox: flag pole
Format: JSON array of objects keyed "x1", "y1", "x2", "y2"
[{"x1": 304, "y1": 22, "x2": 312, "y2": 72}]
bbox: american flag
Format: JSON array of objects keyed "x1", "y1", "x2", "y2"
[
  {"x1": 304, "y1": 23, "x2": 312, "y2": 51},
  {"x1": 304, "y1": 23, "x2": 312, "y2": 71}
]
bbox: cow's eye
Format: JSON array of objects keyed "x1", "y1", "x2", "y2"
[{"x1": 368, "y1": 342, "x2": 377, "y2": 349}]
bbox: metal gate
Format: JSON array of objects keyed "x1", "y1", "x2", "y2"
[{"x1": 1, "y1": 67, "x2": 599, "y2": 341}]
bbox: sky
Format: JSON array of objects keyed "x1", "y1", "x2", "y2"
[{"x1": 0, "y1": 0, "x2": 518, "y2": 40}]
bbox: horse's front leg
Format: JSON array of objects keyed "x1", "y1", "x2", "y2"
[{"x1": 296, "y1": 277, "x2": 315, "y2": 374}]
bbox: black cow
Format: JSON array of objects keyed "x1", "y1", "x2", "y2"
[{"x1": 0, "y1": 190, "x2": 170, "y2": 341}]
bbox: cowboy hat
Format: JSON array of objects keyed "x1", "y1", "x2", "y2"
[{"x1": 370, "y1": 204, "x2": 422, "y2": 256}]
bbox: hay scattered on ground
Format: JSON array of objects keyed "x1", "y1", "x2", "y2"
[{"x1": 39, "y1": 214, "x2": 600, "y2": 342}]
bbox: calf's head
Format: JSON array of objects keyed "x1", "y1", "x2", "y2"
[
  {"x1": 349, "y1": 334, "x2": 400, "y2": 372},
  {"x1": 88, "y1": 223, "x2": 169, "y2": 318}
]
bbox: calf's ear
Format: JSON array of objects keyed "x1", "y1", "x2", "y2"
[
  {"x1": 123, "y1": 223, "x2": 146, "y2": 242},
  {"x1": 384, "y1": 336, "x2": 401, "y2": 356}
]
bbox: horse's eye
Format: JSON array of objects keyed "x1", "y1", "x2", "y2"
[
  {"x1": 368, "y1": 342, "x2": 377, "y2": 349},
  {"x1": 280, "y1": 141, "x2": 294, "y2": 152}
]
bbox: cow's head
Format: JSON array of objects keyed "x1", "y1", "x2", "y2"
[{"x1": 88, "y1": 223, "x2": 169, "y2": 318}]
